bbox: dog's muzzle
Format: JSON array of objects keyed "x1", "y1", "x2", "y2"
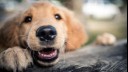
[{"x1": 30, "y1": 25, "x2": 59, "y2": 66}]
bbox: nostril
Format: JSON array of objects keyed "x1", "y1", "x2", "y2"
[
  {"x1": 36, "y1": 25, "x2": 57, "y2": 41},
  {"x1": 50, "y1": 30, "x2": 56, "y2": 36},
  {"x1": 41, "y1": 31, "x2": 46, "y2": 36}
]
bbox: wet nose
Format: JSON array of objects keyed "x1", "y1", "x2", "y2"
[{"x1": 36, "y1": 25, "x2": 57, "y2": 42}]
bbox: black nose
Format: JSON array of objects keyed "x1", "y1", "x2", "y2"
[{"x1": 36, "y1": 25, "x2": 57, "y2": 41}]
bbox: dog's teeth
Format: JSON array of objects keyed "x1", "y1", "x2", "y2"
[
  {"x1": 52, "y1": 53, "x2": 55, "y2": 56},
  {"x1": 38, "y1": 52, "x2": 41, "y2": 55},
  {"x1": 50, "y1": 54, "x2": 52, "y2": 56},
  {"x1": 44, "y1": 55, "x2": 46, "y2": 57},
  {"x1": 38, "y1": 50, "x2": 57, "y2": 59},
  {"x1": 41, "y1": 54, "x2": 44, "y2": 56},
  {"x1": 42, "y1": 54, "x2": 51, "y2": 57}
]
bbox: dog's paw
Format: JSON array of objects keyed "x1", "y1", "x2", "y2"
[
  {"x1": 0, "y1": 47, "x2": 33, "y2": 72},
  {"x1": 95, "y1": 33, "x2": 116, "y2": 45}
]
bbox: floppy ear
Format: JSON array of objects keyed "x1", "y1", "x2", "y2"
[
  {"x1": 62, "y1": 8, "x2": 88, "y2": 51},
  {"x1": 0, "y1": 15, "x2": 21, "y2": 48}
]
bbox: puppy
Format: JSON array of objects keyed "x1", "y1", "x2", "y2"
[{"x1": 0, "y1": 2, "x2": 88, "y2": 72}]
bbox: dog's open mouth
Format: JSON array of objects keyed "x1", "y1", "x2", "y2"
[{"x1": 33, "y1": 48, "x2": 59, "y2": 63}]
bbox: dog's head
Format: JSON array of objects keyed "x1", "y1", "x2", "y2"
[{"x1": 0, "y1": 2, "x2": 87, "y2": 66}]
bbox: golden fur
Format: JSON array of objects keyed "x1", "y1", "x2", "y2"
[
  {"x1": 0, "y1": 2, "x2": 87, "y2": 71},
  {"x1": 0, "y1": 2, "x2": 87, "y2": 51}
]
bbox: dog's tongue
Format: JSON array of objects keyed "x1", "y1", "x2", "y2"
[{"x1": 38, "y1": 49, "x2": 57, "y2": 59}]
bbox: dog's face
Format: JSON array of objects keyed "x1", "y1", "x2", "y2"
[
  {"x1": 19, "y1": 3, "x2": 68, "y2": 66},
  {"x1": 0, "y1": 2, "x2": 87, "y2": 66}
]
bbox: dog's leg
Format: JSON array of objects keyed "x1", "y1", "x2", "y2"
[{"x1": 0, "y1": 47, "x2": 33, "y2": 72}]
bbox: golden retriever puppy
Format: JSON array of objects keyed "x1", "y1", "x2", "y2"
[{"x1": 0, "y1": 2, "x2": 88, "y2": 72}]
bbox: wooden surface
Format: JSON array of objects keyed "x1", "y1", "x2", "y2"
[
  {"x1": 0, "y1": 39, "x2": 127, "y2": 72},
  {"x1": 24, "y1": 39, "x2": 127, "y2": 72}
]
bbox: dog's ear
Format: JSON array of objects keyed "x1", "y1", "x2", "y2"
[
  {"x1": 62, "y1": 8, "x2": 88, "y2": 51},
  {"x1": 0, "y1": 14, "x2": 21, "y2": 48}
]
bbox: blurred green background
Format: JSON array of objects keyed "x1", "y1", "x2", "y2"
[{"x1": 0, "y1": 0, "x2": 127, "y2": 45}]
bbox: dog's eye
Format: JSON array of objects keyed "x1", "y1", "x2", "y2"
[
  {"x1": 23, "y1": 16, "x2": 32, "y2": 23},
  {"x1": 55, "y1": 14, "x2": 62, "y2": 20}
]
